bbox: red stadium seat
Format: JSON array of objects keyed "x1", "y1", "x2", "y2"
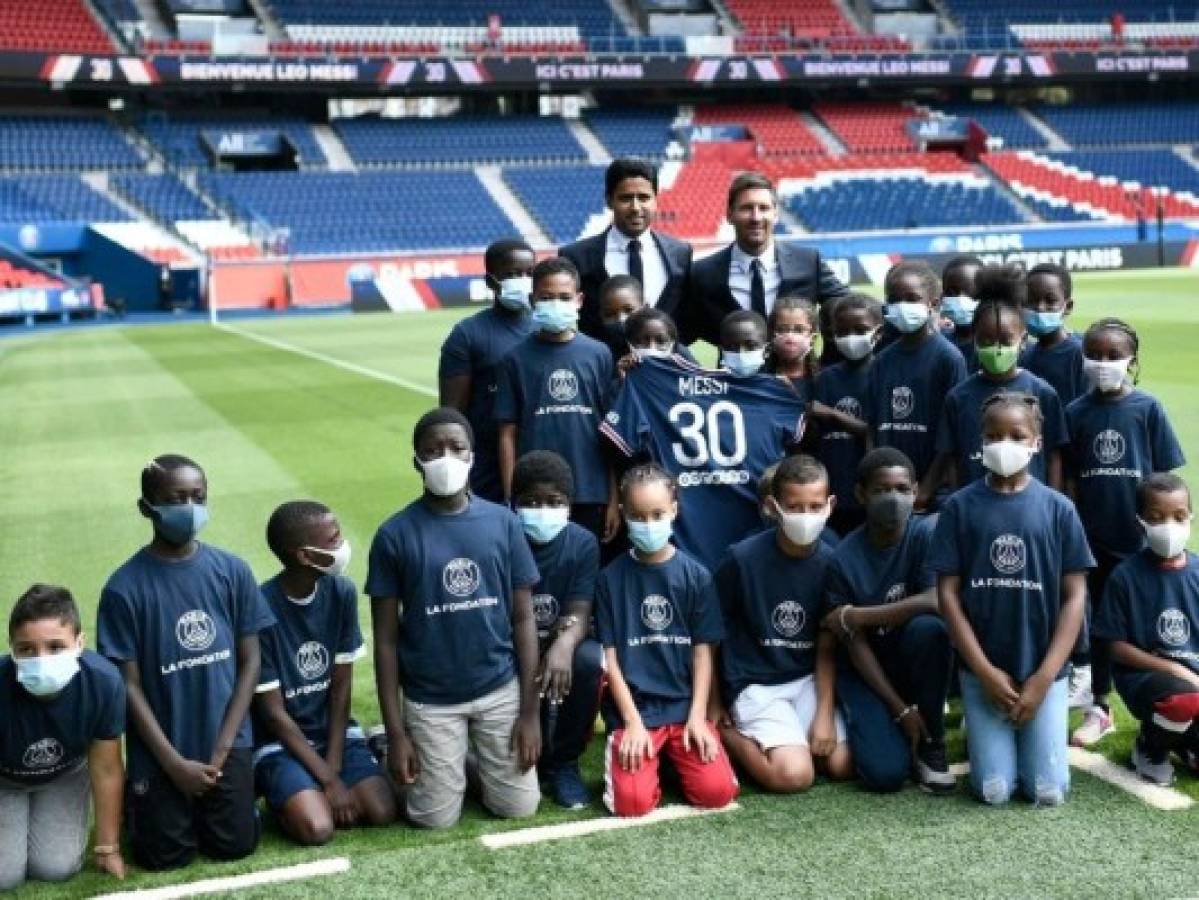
[{"x1": 0, "y1": 0, "x2": 117, "y2": 54}]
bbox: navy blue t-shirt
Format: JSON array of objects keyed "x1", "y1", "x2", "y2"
[
  {"x1": 715, "y1": 530, "x2": 834, "y2": 703},
  {"x1": 601, "y1": 355, "x2": 805, "y2": 570},
  {"x1": 529, "y1": 522, "x2": 599, "y2": 641},
  {"x1": 0, "y1": 651, "x2": 124, "y2": 786},
  {"x1": 439, "y1": 305, "x2": 534, "y2": 501},
  {"x1": 936, "y1": 369, "x2": 1069, "y2": 486},
  {"x1": 97, "y1": 544, "x2": 275, "y2": 780},
  {"x1": 494, "y1": 333, "x2": 614, "y2": 504},
  {"x1": 1020, "y1": 333, "x2": 1087, "y2": 408},
  {"x1": 1094, "y1": 550, "x2": 1199, "y2": 696},
  {"x1": 866, "y1": 331, "x2": 967, "y2": 480},
  {"x1": 255, "y1": 574, "x2": 365, "y2": 747},
  {"x1": 366, "y1": 496, "x2": 539, "y2": 705},
  {"x1": 951, "y1": 330, "x2": 979, "y2": 375},
  {"x1": 813, "y1": 358, "x2": 871, "y2": 514},
  {"x1": 827, "y1": 514, "x2": 937, "y2": 635},
  {"x1": 595, "y1": 549, "x2": 724, "y2": 729},
  {"x1": 1066, "y1": 389, "x2": 1186, "y2": 557},
  {"x1": 929, "y1": 478, "x2": 1094, "y2": 681}
]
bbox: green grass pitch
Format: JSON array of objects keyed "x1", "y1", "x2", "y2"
[{"x1": 2, "y1": 268, "x2": 1198, "y2": 898}]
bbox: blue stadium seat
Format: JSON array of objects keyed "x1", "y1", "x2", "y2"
[
  {"x1": 1044, "y1": 150, "x2": 1199, "y2": 195},
  {"x1": 0, "y1": 175, "x2": 133, "y2": 223},
  {"x1": 584, "y1": 107, "x2": 677, "y2": 160},
  {"x1": 0, "y1": 116, "x2": 142, "y2": 171},
  {"x1": 939, "y1": 104, "x2": 1047, "y2": 150},
  {"x1": 783, "y1": 178, "x2": 1027, "y2": 232},
  {"x1": 138, "y1": 115, "x2": 327, "y2": 168},
  {"x1": 1035, "y1": 103, "x2": 1199, "y2": 148},
  {"x1": 503, "y1": 165, "x2": 604, "y2": 244},
  {"x1": 112, "y1": 173, "x2": 216, "y2": 222},
  {"x1": 332, "y1": 115, "x2": 587, "y2": 166},
  {"x1": 1017, "y1": 193, "x2": 1102, "y2": 223}
]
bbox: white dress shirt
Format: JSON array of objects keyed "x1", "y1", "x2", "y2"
[
  {"x1": 728, "y1": 242, "x2": 782, "y2": 315},
  {"x1": 604, "y1": 227, "x2": 668, "y2": 308}
]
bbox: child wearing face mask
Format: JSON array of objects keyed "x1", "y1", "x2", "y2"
[
  {"x1": 712, "y1": 455, "x2": 853, "y2": 794},
  {"x1": 1065, "y1": 318, "x2": 1186, "y2": 748},
  {"x1": 97, "y1": 454, "x2": 274, "y2": 870},
  {"x1": 367, "y1": 408, "x2": 543, "y2": 828},
  {"x1": 496, "y1": 257, "x2": 617, "y2": 544},
  {"x1": 933, "y1": 392, "x2": 1093, "y2": 806},
  {"x1": 1092, "y1": 473, "x2": 1199, "y2": 785},
  {"x1": 614, "y1": 307, "x2": 697, "y2": 382},
  {"x1": 920, "y1": 300, "x2": 1068, "y2": 507},
  {"x1": 510, "y1": 451, "x2": 602, "y2": 809},
  {"x1": 825, "y1": 448, "x2": 955, "y2": 795},
  {"x1": 765, "y1": 295, "x2": 820, "y2": 394},
  {"x1": 940, "y1": 255, "x2": 983, "y2": 373},
  {"x1": 596, "y1": 464, "x2": 738, "y2": 817},
  {"x1": 1020, "y1": 264, "x2": 1087, "y2": 408},
  {"x1": 1, "y1": 585, "x2": 126, "y2": 889},
  {"x1": 252, "y1": 501, "x2": 395, "y2": 846},
  {"x1": 597, "y1": 274, "x2": 645, "y2": 363}
]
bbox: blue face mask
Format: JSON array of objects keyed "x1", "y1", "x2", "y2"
[
  {"x1": 516, "y1": 506, "x2": 570, "y2": 545},
  {"x1": 532, "y1": 299, "x2": 579, "y2": 333},
  {"x1": 16, "y1": 650, "x2": 81, "y2": 697},
  {"x1": 150, "y1": 501, "x2": 209, "y2": 546},
  {"x1": 722, "y1": 348, "x2": 765, "y2": 377},
  {"x1": 1023, "y1": 308, "x2": 1064, "y2": 337},
  {"x1": 885, "y1": 302, "x2": 930, "y2": 334},
  {"x1": 497, "y1": 276, "x2": 532, "y2": 312},
  {"x1": 941, "y1": 295, "x2": 979, "y2": 327},
  {"x1": 627, "y1": 518, "x2": 673, "y2": 554}
]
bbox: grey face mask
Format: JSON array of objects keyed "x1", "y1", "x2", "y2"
[{"x1": 867, "y1": 492, "x2": 914, "y2": 530}]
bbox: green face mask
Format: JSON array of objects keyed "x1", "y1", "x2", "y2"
[{"x1": 976, "y1": 343, "x2": 1020, "y2": 376}]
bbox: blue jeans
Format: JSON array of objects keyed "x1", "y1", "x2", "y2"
[{"x1": 960, "y1": 671, "x2": 1069, "y2": 806}]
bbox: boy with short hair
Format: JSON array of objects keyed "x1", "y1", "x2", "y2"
[
  {"x1": 597, "y1": 274, "x2": 645, "y2": 362},
  {"x1": 940, "y1": 255, "x2": 983, "y2": 372},
  {"x1": 1020, "y1": 263, "x2": 1087, "y2": 408},
  {"x1": 253, "y1": 501, "x2": 396, "y2": 845}
]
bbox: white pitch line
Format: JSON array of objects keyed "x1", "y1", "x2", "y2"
[
  {"x1": 1067, "y1": 747, "x2": 1194, "y2": 811},
  {"x1": 90, "y1": 857, "x2": 351, "y2": 900},
  {"x1": 480, "y1": 802, "x2": 741, "y2": 850},
  {"x1": 214, "y1": 321, "x2": 437, "y2": 397}
]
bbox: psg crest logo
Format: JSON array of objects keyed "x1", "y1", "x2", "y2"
[
  {"x1": 548, "y1": 369, "x2": 579, "y2": 402},
  {"x1": 22, "y1": 737, "x2": 64, "y2": 770},
  {"x1": 296, "y1": 641, "x2": 330, "y2": 680},
  {"x1": 891, "y1": 386, "x2": 914, "y2": 420},
  {"x1": 990, "y1": 534, "x2": 1027, "y2": 575},
  {"x1": 771, "y1": 601, "x2": 805, "y2": 638},
  {"x1": 885, "y1": 583, "x2": 906, "y2": 603},
  {"x1": 176, "y1": 609, "x2": 217, "y2": 652},
  {"x1": 1093, "y1": 429, "x2": 1126, "y2": 465},
  {"x1": 641, "y1": 594, "x2": 674, "y2": 632},
  {"x1": 1158, "y1": 609, "x2": 1191, "y2": 647},
  {"x1": 835, "y1": 397, "x2": 862, "y2": 419},
  {"x1": 532, "y1": 594, "x2": 559, "y2": 628},
  {"x1": 442, "y1": 557, "x2": 481, "y2": 597}
]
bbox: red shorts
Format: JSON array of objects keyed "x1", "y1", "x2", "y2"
[{"x1": 602, "y1": 721, "x2": 738, "y2": 818}]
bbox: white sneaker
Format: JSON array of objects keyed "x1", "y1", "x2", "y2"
[
  {"x1": 1131, "y1": 737, "x2": 1174, "y2": 786},
  {"x1": 1067, "y1": 665, "x2": 1093, "y2": 710},
  {"x1": 1071, "y1": 705, "x2": 1115, "y2": 748}
]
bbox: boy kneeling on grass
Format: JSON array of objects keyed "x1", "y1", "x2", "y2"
[{"x1": 252, "y1": 501, "x2": 396, "y2": 845}]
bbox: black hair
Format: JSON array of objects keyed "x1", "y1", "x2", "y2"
[
  {"x1": 980, "y1": 390, "x2": 1044, "y2": 434},
  {"x1": 1137, "y1": 472, "x2": 1191, "y2": 515},
  {"x1": 599, "y1": 274, "x2": 643, "y2": 303},
  {"x1": 719, "y1": 309, "x2": 767, "y2": 346},
  {"x1": 605, "y1": 157, "x2": 658, "y2": 198},
  {"x1": 832, "y1": 292, "x2": 884, "y2": 326},
  {"x1": 856, "y1": 447, "x2": 916, "y2": 487},
  {"x1": 141, "y1": 453, "x2": 204, "y2": 500},
  {"x1": 532, "y1": 256, "x2": 580, "y2": 292},
  {"x1": 619, "y1": 462, "x2": 677, "y2": 504},
  {"x1": 1027, "y1": 262, "x2": 1072, "y2": 298},
  {"x1": 772, "y1": 453, "x2": 829, "y2": 500},
  {"x1": 266, "y1": 500, "x2": 332, "y2": 566},
  {"x1": 971, "y1": 299, "x2": 1025, "y2": 335},
  {"x1": 9, "y1": 584, "x2": 81, "y2": 637},
  {"x1": 884, "y1": 259, "x2": 941, "y2": 303},
  {"x1": 766, "y1": 294, "x2": 819, "y2": 379},
  {"x1": 942, "y1": 255, "x2": 983, "y2": 278},
  {"x1": 483, "y1": 238, "x2": 534, "y2": 275},
  {"x1": 625, "y1": 307, "x2": 679, "y2": 345},
  {"x1": 412, "y1": 407, "x2": 474, "y2": 451},
  {"x1": 512, "y1": 450, "x2": 575, "y2": 503},
  {"x1": 974, "y1": 263, "x2": 1027, "y2": 307},
  {"x1": 1084, "y1": 316, "x2": 1141, "y2": 384}
]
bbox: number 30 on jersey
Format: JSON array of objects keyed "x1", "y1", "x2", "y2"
[{"x1": 669, "y1": 401, "x2": 747, "y2": 467}]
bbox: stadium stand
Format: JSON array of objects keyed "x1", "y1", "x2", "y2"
[
  {"x1": 112, "y1": 173, "x2": 217, "y2": 223},
  {"x1": 692, "y1": 105, "x2": 825, "y2": 157},
  {"x1": 1044, "y1": 150, "x2": 1199, "y2": 198},
  {"x1": 942, "y1": 0, "x2": 1199, "y2": 49},
  {"x1": 813, "y1": 103, "x2": 920, "y2": 154},
  {"x1": 502, "y1": 165, "x2": 601, "y2": 245},
  {"x1": 1033, "y1": 103, "x2": 1199, "y2": 147},
  {"x1": 137, "y1": 115, "x2": 328, "y2": 168},
  {"x1": 0, "y1": 115, "x2": 143, "y2": 171},
  {"x1": 656, "y1": 159, "x2": 737, "y2": 240},
  {"x1": 724, "y1": 0, "x2": 908, "y2": 52},
  {"x1": 937, "y1": 104, "x2": 1049, "y2": 150},
  {"x1": 1017, "y1": 192, "x2": 1103, "y2": 223},
  {"x1": 584, "y1": 108, "x2": 678, "y2": 161},
  {"x1": 0, "y1": 0, "x2": 117, "y2": 54},
  {"x1": 92, "y1": 0, "x2": 141, "y2": 25},
  {"x1": 0, "y1": 259, "x2": 63, "y2": 289},
  {"x1": 332, "y1": 115, "x2": 586, "y2": 167},
  {"x1": 0, "y1": 175, "x2": 132, "y2": 223}
]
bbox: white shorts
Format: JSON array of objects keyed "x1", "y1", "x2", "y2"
[{"x1": 731, "y1": 675, "x2": 848, "y2": 751}]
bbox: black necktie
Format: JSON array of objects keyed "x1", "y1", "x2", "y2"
[
  {"x1": 750, "y1": 258, "x2": 766, "y2": 318},
  {"x1": 627, "y1": 238, "x2": 644, "y2": 288}
]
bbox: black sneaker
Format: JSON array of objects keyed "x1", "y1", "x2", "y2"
[
  {"x1": 366, "y1": 725, "x2": 388, "y2": 765},
  {"x1": 916, "y1": 739, "x2": 956, "y2": 794}
]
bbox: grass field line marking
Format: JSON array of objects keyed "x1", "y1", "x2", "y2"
[
  {"x1": 1067, "y1": 747, "x2": 1194, "y2": 811},
  {"x1": 89, "y1": 857, "x2": 351, "y2": 899},
  {"x1": 480, "y1": 802, "x2": 741, "y2": 850},
  {"x1": 214, "y1": 322, "x2": 438, "y2": 398}
]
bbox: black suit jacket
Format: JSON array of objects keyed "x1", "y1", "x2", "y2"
[
  {"x1": 685, "y1": 241, "x2": 849, "y2": 347},
  {"x1": 559, "y1": 227, "x2": 693, "y2": 340}
]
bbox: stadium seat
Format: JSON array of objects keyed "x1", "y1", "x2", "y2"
[
  {"x1": 0, "y1": 116, "x2": 142, "y2": 171},
  {"x1": 1033, "y1": 102, "x2": 1199, "y2": 148},
  {"x1": 936, "y1": 104, "x2": 1048, "y2": 150},
  {"x1": 813, "y1": 103, "x2": 921, "y2": 154},
  {"x1": 0, "y1": 0, "x2": 117, "y2": 54},
  {"x1": 0, "y1": 259, "x2": 63, "y2": 289},
  {"x1": 137, "y1": 115, "x2": 328, "y2": 168},
  {"x1": 584, "y1": 108, "x2": 678, "y2": 161},
  {"x1": 0, "y1": 175, "x2": 132, "y2": 224},
  {"x1": 693, "y1": 105, "x2": 826, "y2": 158},
  {"x1": 112, "y1": 173, "x2": 217, "y2": 224}
]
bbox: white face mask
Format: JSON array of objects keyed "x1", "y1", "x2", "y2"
[
  {"x1": 418, "y1": 453, "x2": 473, "y2": 497},
  {"x1": 497, "y1": 276, "x2": 532, "y2": 311},
  {"x1": 16, "y1": 648, "x2": 81, "y2": 697},
  {"x1": 634, "y1": 346, "x2": 674, "y2": 360},
  {"x1": 1140, "y1": 517, "x2": 1192, "y2": 560},
  {"x1": 773, "y1": 500, "x2": 829, "y2": 547},
  {"x1": 1083, "y1": 357, "x2": 1131, "y2": 392},
  {"x1": 982, "y1": 440, "x2": 1036, "y2": 477},
  {"x1": 835, "y1": 330, "x2": 878, "y2": 361},
  {"x1": 302, "y1": 539, "x2": 352, "y2": 577}
]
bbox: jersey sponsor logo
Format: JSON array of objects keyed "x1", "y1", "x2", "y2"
[
  {"x1": 640, "y1": 594, "x2": 674, "y2": 632},
  {"x1": 548, "y1": 369, "x2": 579, "y2": 402},
  {"x1": 990, "y1": 534, "x2": 1027, "y2": 575},
  {"x1": 1093, "y1": 429, "x2": 1126, "y2": 465},
  {"x1": 891, "y1": 386, "x2": 914, "y2": 421},
  {"x1": 22, "y1": 737, "x2": 64, "y2": 770},
  {"x1": 176, "y1": 609, "x2": 217, "y2": 652},
  {"x1": 295, "y1": 641, "x2": 330, "y2": 680},
  {"x1": 771, "y1": 601, "x2": 806, "y2": 638},
  {"x1": 443, "y1": 557, "x2": 481, "y2": 597},
  {"x1": 835, "y1": 396, "x2": 862, "y2": 420},
  {"x1": 1158, "y1": 609, "x2": 1191, "y2": 647},
  {"x1": 885, "y1": 583, "x2": 906, "y2": 603},
  {"x1": 532, "y1": 593, "x2": 559, "y2": 629}
]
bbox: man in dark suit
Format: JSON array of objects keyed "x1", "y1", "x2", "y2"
[
  {"x1": 559, "y1": 158, "x2": 692, "y2": 341},
  {"x1": 687, "y1": 172, "x2": 849, "y2": 347}
]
